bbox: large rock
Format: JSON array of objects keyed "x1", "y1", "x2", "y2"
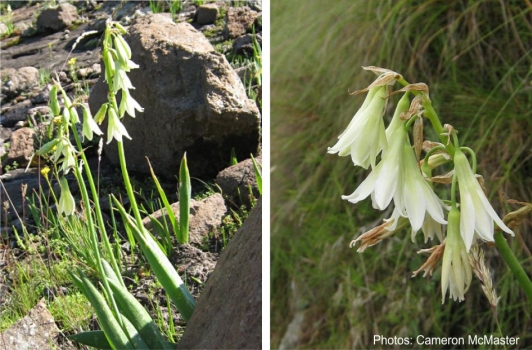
[
  {"x1": 177, "y1": 198, "x2": 261, "y2": 349},
  {"x1": 89, "y1": 14, "x2": 260, "y2": 179},
  {"x1": 1, "y1": 67, "x2": 40, "y2": 102},
  {"x1": 36, "y1": 3, "x2": 79, "y2": 32},
  {"x1": 215, "y1": 155, "x2": 261, "y2": 208},
  {"x1": 142, "y1": 193, "x2": 227, "y2": 246},
  {"x1": 0, "y1": 298, "x2": 75, "y2": 349}
]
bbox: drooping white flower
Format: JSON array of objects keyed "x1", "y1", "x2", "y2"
[
  {"x1": 419, "y1": 213, "x2": 444, "y2": 243},
  {"x1": 395, "y1": 139, "x2": 447, "y2": 232},
  {"x1": 343, "y1": 120, "x2": 446, "y2": 232},
  {"x1": 327, "y1": 86, "x2": 388, "y2": 169},
  {"x1": 119, "y1": 89, "x2": 144, "y2": 118},
  {"x1": 113, "y1": 61, "x2": 134, "y2": 93},
  {"x1": 106, "y1": 106, "x2": 131, "y2": 144},
  {"x1": 342, "y1": 124, "x2": 404, "y2": 209},
  {"x1": 82, "y1": 105, "x2": 103, "y2": 141},
  {"x1": 441, "y1": 206, "x2": 472, "y2": 303},
  {"x1": 58, "y1": 177, "x2": 75, "y2": 216},
  {"x1": 453, "y1": 148, "x2": 514, "y2": 251}
]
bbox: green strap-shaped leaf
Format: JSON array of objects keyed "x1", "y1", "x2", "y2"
[
  {"x1": 108, "y1": 277, "x2": 175, "y2": 350},
  {"x1": 101, "y1": 260, "x2": 174, "y2": 350},
  {"x1": 251, "y1": 154, "x2": 262, "y2": 195},
  {"x1": 112, "y1": 196, "x2": 196, "y2": 321},
  {"x1": 179, "y1": 153, "x2": 191, "y2": 244},
  {"x1": 146, "y1": 157, "x2": 180, "y2": 247},
  {"x1": 68, "y1": 331, "x2": 113, "y2": 349},
  {"x1": 71, "y1": 269, "x2": 132, "y2": 349}
]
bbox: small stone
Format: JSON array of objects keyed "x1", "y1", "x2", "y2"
[
  {"x1": 91, "y1": 63, "x2": 101, "y2": 75},
  {"x1": 233, "y1": 33, "x2": 261, "y2": 55},
  {"x1": 0, "y1": 23, "x2": 8, "y2": 36},
  {"x1": 78, "y1": 68, "x2": 89, "y2": 78},
  {"x1": 4, "y1": 127, "x2": 37, "y2": 167},
  {"x1": 195, "y1": 4, "x2": 218, "y2": 25},
  {"x1": 223, "y1": 6, "x2": 259, "y2": 39}
]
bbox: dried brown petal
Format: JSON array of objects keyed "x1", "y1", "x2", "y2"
[
  {"x1": 422, "y1": 141, "x2": 445, "y2": 152},
  {"x1": 412, "y1": 242, "x2": 445, "y2": 278},
  {"x1": 502, "y1": 201, "x2": 532, "y2": 230},
  {"x1": 401, "y1": 95, "x2": 424, "y2": 120},
  {"x1": 362, "y1": 66, "x2": 400, "y2": 76},
  {"x1": 429, "y1": 169, "x2": 455, "y2": 184},
  {"x1": 350, "y1": 73, "x2": 402, "y2": 95},
  {"x1": 350, "y1": 219, "x2": 397, "y2": 252},
  {"x1": 442, "y1": 124, "x2": 455, "y2": 145},
  {"x1": 388, "y1": 83, "x2": 429, "y2": 97}
]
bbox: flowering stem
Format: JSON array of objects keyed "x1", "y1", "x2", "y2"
[
  {"x1": 494, "y1": 231, "x2": 532, "y2": 305},
  {"x1": 397, "y1": 75, "x2": 532, "y2": 303},
  {"x1": 70, "y1": 122, "x2": 122, "y2": 283},
  {"x1": 397, "y1": 77, "x2": 455, "y2": 156},
  {"x1": 460, "y1": 147, "x2": 477, "y2": 174},
  {"x1": 116, "y1": 140, "x2": 144, "y2": 228}
]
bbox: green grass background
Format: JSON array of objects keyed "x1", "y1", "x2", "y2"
[{"x1": 271, "y1": 0, "x2": 532, "y2": 348}]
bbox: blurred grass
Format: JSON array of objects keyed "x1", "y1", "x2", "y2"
[{"x1": 271, "y1": 0, "x2": 532, "y2": 348}]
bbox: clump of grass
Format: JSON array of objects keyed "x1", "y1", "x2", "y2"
[
  {"x1": 38, "y1": 67, "x2": 51, "y2": 87},
  {"x1": 0, "y1": 247, "x2": 91, "y2": 333},
  {"x1": 271, "y1": 0, "x2": 532, "y2": 348}
]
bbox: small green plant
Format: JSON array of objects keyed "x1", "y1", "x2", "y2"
[
  {"x1": 1, "y1": 20, "x2": 14, "y2": 37},
  {"x1": 169, "y1": 0, "x2": 182, "y2": 21},
  {"x1": 4, "y1": 161, "x2": 19, "y2": 172},
  {"x1": 149, "y1": 0, "x2": 164, "y2": 14},
  {"x1": 251, "y1": 154, "x2": 262, "y2": 195},
  {"x1": 38, "y1": 67, "x2": 52, "y2": 86},
  {"x1": 67, "y1": 57, "x2": 78, "y2": 82}
]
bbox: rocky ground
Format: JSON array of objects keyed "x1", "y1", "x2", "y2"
[{"x1": 0, "y1": 1, "x2": 262, "y2": 348}]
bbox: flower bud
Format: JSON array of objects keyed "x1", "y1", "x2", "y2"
[
  {"x1": 37, "y1": 138, "x2": 60, "y2": 156},
  {"x1": 103, "y1": 49, "x2": 115, "y2": 83},
  {"x1": 94, "y1": 103, "x2": 109, "y2": 124},
  {"x1": 441, "y1": 207, "x2": 472, "y2": 303},
  {"x1": 50, "y1": 85, "x2": 60, "y2": 116},
  {"x1": 114, "y1": 34, "x2": 132, "y2": 65},
  {"x1": 69, "y1": 106, "x2": 80, "y2": 124},
  {"x1": 58, "y1": 177, "x2": 75, "y2": 216},
  {"x1": 62, "y1": 106, "x2": 71, "y2": 126},
  {"x1": 114, "y1": 22, "x2": 127, "y2": 34}
]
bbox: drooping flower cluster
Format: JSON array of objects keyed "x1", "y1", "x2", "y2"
[
  {"x1": 330, "y1": 67, "x2": 514, "y2": 303},
  {"x1": 36, "y1": 21, "x2": 144, "y2": 216},
  {"x1": 94, "y1": 20, "x2": 143, "y2": 144}
]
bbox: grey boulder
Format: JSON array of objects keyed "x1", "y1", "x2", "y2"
[{"x1": 89, "y1": 14, "x2": 261, "y2": 179}]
